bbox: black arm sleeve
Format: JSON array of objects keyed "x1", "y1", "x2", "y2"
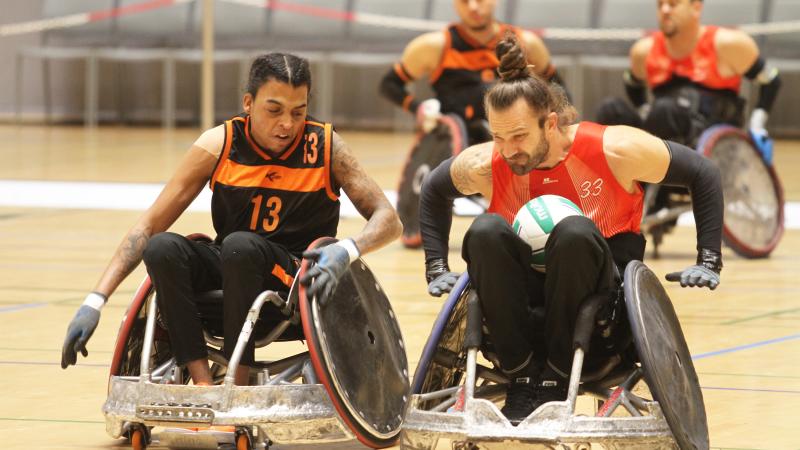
[
  {"x1": 623, "y1": 69, "x2": 647, "y2": 108},
  {"x1": 420, "y1": 157, "x2": 463, "y2": 265},
  {"x1": 744, "y1": 56, "x2": 782, "y2": 112},
  {"x1": 659, "y1": 141, "x2": 724, "y2": 255},
  {"x1": 379, "y1": 65, "x2": 420, "y2": 113}
]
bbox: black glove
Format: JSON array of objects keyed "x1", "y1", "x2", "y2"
[
  {"x1": 666, "y1": 248, "x2": 722, "y2": 290},
  {"x1": 61, "y1": 304, "x2": 101, "y2": 369},
  {"x1": 426, "y1": 258, "x2": 460, "y2": 297},
  {"x1": 301, "y1": 240, "x2": 356, "y2": 305}
]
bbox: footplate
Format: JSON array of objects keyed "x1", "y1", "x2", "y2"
[{"x1": 136, "y1": 402, "x2": 215, "y2": 424}]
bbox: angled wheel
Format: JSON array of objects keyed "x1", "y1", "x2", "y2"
[
  {"x1": 397, "y1": 114, "x2": 469, "y2": 247},
  {"x1": 299, "y1": 237, "x2": 409, "y2": 448},
  {"x1": 697, "y1": 125, "x2": 784, "y2": 258},
  {"x1": 411, "y1": 274, "x2": 471, "y2": 403},
  {"x1": 624, "y1": 261, "x2": 708, "y2": 449}
]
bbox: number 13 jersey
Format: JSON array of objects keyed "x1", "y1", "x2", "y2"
[
  {"x1": 488, "y1": 121, "x2": 644, "y2": 238},
  {"x1": 209, "y1": 113, "x2": 340, "y2": 254}
]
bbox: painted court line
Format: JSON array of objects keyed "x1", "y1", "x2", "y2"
[
  {"x1": 0, "y1": 302, "x2": 47, "y2": 313},
  {"x1": 722, "y1": 307, "x2": 800, "y2": 325},
  {"x1": 693, "y1": 333, "x2": 800, "y2": 360},
  {"x1": 0, "y1": 180, "x2": 797, "y2": 226},
  {"x1": 0, "y1": 360, "x2": 108, "y2": 367},
  {"x1": 700, "y1": 386, "x2": 800, "y2": 395}
]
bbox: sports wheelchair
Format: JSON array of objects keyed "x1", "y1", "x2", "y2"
[
  {"x1": 643, "y1": 124, "x2": 784, "y2": 259},
  {"x1": 397, "y1": 113, "x2": 479, "y2": 248},
  {"x1": 402, "y1": 261, "x2": 708, "y2": 449},
  {"x1": 103, "y1": 235, "x2": 409, "y2": 450}
]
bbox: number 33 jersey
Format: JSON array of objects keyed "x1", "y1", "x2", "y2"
[
  {"x1": 488, "y1": 121, "x2": 644, "y2": 238},
  {"x1": 210, "y1": 114, "x2": 340, "y2": 254}
]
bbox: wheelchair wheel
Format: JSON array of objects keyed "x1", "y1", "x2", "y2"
[
  {"x1": 109, "y1": 233, "x2": 212, "y2": 379},
  {"x1": 299, "y1": 237, "x2": 409, "y2": 448},
  {"x1": 411, "y1": 274, "x2": 471, "y2": 403},
  {"x1": 697, "y1": 125, "x2": 784, "y2": 258},
  {"x1": 624, "y1": 261, "x2": 708, "y2": 450},
  {"x1": 397, "y1": 114, "x2": 469, "y2": 247}
]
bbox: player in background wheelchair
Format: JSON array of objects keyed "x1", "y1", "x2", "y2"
[
  {"x1": 60, "y1": 52, "x2": 402, "y2": 387},
  {"x1": 420, "y1": 32, "x2": 724, "y2": 425},
  {"x1": 378, "y1": 0, "x2": 568, "y2": 247},
  {"x1": 595, "y1": 0, "x2": 783, "y2": 257}
]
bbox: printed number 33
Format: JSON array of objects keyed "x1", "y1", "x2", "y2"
[
  {"x1": 250, "y1": 194, "x2": 282, "y2": 232},
  {"x1": 580, "y1": 178, "x2": 603, "y2": 198}
]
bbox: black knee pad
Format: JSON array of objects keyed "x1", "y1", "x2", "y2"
[
  {"x1": 142, "y1": 232, "x2": 186, "y2": 268},
  {"x1": 595, "y1": 97, "x2": 642, "y2": 127},
  {"x1": 644, "y1": 97, "x2": 692, "y2": 142}
]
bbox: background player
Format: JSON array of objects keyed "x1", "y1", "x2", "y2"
[
  {"x1": 596, "y1": 0, "x2": 781, "y2": 158},
  {"x1": 60, "y1": 53, "x2": 402, "y2": 386},
  {"x1": 420, "y1": 33, "x2": 724, "y2": 424},
  {"x1": 380, "y1": 0, "x2": 566, "y2": 145}
]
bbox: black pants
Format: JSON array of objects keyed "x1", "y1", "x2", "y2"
[
  {"x1": 595, "y1": 97, "x2": 697, "y2": 145},
  {"x1": 463, "y1": 214, "x2": 620, "y2": 375},
  {"x1": 142, "y1": 231, "x2": 300, "y2": 367}
]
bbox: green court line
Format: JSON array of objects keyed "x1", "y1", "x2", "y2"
[
  {"x1": 698, "y1": 371, "x2": 800, "y2": 380},
  {"x1": 722, "y1": 307, "x2": 800, "y2": 325},
  {"x1": 0, "y1": 417, "x2": 103, "y2": 425}
]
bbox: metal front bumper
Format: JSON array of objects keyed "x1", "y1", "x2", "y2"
[
  {"x1": 103, "y1": 376, "x2": 353, "y2": 444},
  {"x1": 401, "y1": 396, "x2": 676, "y2": 449}
]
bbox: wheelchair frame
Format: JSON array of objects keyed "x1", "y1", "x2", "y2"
[
  {"x1": 402, "y1": 267, "x2": 702, "y2": 449},
  {"x1": 102, "y1": 235, "x2": 357, "y2": 450}
]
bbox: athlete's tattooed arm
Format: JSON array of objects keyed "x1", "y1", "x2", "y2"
[
  {"x1": 450, "y1": 142, "x2": 493, "y2": 198},
  {"x1": 93, "y1": 145, "x2": 218, "y2": 299},
  {"x1": 331, "y1": 131, "x2": 402, "y2": 255}
]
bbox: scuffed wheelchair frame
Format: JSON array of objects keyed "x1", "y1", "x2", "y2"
[
  {"x1": 102, "y1": 286, "x2": 354, "y2": 448},
  {"x1": 401, "y1": 276, "x2": 679, "y2": 450}
]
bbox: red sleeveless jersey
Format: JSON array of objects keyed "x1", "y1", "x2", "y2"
[
  {"x1": 488, "y1": 122, "x2": 644, "y2": 238},
  {"x1": 646, "y1": 25, "x2": 741, "y2": 92}
]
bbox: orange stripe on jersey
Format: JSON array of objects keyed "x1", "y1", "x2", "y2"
[
  {"x1": 323, "y1": 123, "x2": 338, "y2": 201},
  {"x1": 438, "y1": 49, "x2": 500, "y2": 74},
  {"x1": 210, "y1": 120, "x2": 235, "y2": 191},
  {"x1": 271, "y1": 264, "x2": 294, "y2": 287},
  {"x1": 429, "y1": 28, "x2": 453, "y2": 84},
  {"x1": 394, "y1": 63, "x2": 412, "y2": 83},
  {"x1": 214, "y1": 159, "x2": 327, "y2": 192}
]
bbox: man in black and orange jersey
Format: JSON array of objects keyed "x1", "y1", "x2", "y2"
[
  {"x1": 60, "y1": 53, "x2": 402, "y2": 387},
  {"x1": 420, "y1": 34, "x2": 723, "y2": 425},
  {"x1": 379, "y1": 0, "x2": 566, "y2": 144},
  {"x1": 596, "y1": 0, "x2": 781, "y2": 160}
]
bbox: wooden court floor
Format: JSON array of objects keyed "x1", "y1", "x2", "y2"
[{"x1": 0, "y1": 124, "x2": 798, "y2": 449}]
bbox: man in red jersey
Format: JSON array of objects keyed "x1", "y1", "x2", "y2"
[
  {"x1": 596, "y1": 0, "x2": 780, "y2": 160},
  {"x1": 420, "y1": 34, "x2": 723, "y2": 425}
]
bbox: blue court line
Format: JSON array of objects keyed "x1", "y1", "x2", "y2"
[
  {"x1": 701, "y1": 386, "x2": 800, "y2": 395},
  {"x1": 692, "y1": 333, "x2": 800, "y2": 360},
  {"x1": 0, "y1": 361, "x2": 108, "y2": 368},
  {"x1": 0, "y1": 302, "x2": 46, "y2": 313}
]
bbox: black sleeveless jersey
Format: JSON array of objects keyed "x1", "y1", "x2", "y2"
[
  {"x1": 430, "y1": 23, "x2": 522, "y2": 124},
  {"x1": 209, "y1": 114, "x2": 340, "y2": 255}
]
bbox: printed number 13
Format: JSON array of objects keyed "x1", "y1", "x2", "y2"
[{"x1": 249, "y1": 195, "x2": 282, "y2": 232}]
